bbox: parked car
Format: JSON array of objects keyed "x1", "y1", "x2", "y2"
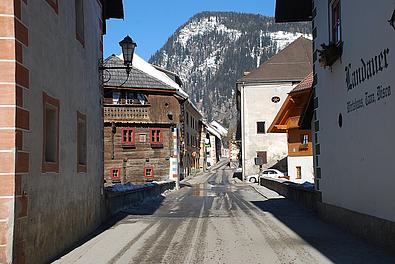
[
  {"x1": 246, "y1": 174, "x2": 259, "y2": 183},
  {"x1": 260, "y1": 169, "x2": 285, "y2": 179}
]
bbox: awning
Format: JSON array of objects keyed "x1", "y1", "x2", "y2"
[{"x1": 275, "y1": 0, "x2": 312, "y2": 23}]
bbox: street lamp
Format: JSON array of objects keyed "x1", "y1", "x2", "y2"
[
  {"x1": 119, "y1": 35, "x2": 137, "y2": 74},
  {"x1": 99, "y1": 35, "x2": 137, "y2": 83}
]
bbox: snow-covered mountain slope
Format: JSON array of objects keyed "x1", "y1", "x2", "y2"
[{"x1": 149, "y1": 12, "x2": 311, "y2": 127}]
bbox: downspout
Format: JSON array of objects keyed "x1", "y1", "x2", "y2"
[{"x1": 240, "y1": 82, "x2": 246, "y2": 181}]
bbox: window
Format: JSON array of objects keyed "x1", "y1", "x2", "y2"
[
  {"x1": 257, "y1": 122, "x2": 265, "y2": 134},
  {"x1": 126, "y1": 92, "x2": 148, "y2": 105},
  {"x1": 46, "y1": 0, "x2": 58, "y2": 13},
  {"x1": 77, "y1": 112, "x2": 87, "y2": 172},
  {"x1": 144, "y1": 166, "x2": 154, "y2": 179},
  {"x1": 42, "y1": 92, "x2": 59, "y2": 173},
  {"x1": 296, "y1": 166, "x2": 302, "y2": 179},
  {"x1": 112, "y1": 91, "x2": 121, "y2": 104},
  {"x1": 186, "y1": 113, "x2": 189, "y2": 126},
  {"x1": 331, "y1": 0, "x2": 341, "y2": 43},
  {"x1": 75, "y1": 0, "x2": 84, "y2": 46},
  {"x1": 301, "y1": 134, "x2": 309, "y2": 145},
  {"x1": 150, "y1": 128, "x2": 163, "y2": 145},
  {"x1": 122, "y1": 128, "x2": 136, "y2": 145},
  {"x1": 110, "y1": 169, "x2": 121, "y2": 181},
  {"x1": 256, "y1": 151, "x2": 267, "y2": 164},
  {"x1": 186, "y1": 132, "x2": 190, "y2": 146}
]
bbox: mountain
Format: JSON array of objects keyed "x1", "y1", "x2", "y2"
[{"x1": 149, "y1": 11, "x2": 311, "y2": 129}]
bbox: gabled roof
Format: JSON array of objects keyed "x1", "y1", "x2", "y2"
[
  {"x1": 290, "y1": 72, "x2": 313, "y2": 94},
  {"x1": 238, "y1": 37, "x2": 312, "y2": 83},
  {"x1": 103, "y1": 55, "x2": 176, "y2": 91},
  {"x1": 268, "y1": 72, "x2": 313, "y2": 133}
]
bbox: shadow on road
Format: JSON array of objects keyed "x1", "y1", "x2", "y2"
[{"x1": 250, "y1": 199, "x2": 395, "y2": 264}]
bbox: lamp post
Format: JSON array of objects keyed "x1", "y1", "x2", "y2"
[{"x1": 99, "y1": 35, "x2": 137, "y2": 82}]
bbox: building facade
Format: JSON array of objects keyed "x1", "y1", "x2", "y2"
[
  {"x1": 0, "y1": 0, "x2": 123, "y2": 262},
  {"x1": 236, "y1": 37, "x2": 312, "y2": 178},
  {"x1": 103, "y1": 55, "x2": 184, "y2": 185},
  {"x1": 312, "y1": 1, "x2": 395, "y2": 222},
  {"x1": 182, "y1": 100, "x2": 203, "y2": 177},
  {"x1": 268, "y1": 73, "x2": 314, "y2": 183}
]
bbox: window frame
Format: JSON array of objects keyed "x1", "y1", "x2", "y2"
[
  {"x1": 257, "y1": 121, "x2": 266, "y2": 134},
  {"x1": 150, "y1": 128, "x2": 163, "y2": 145},
  {"x1": 301, "y1": 134, "x2": 309, "y2": 145},
  {"x1": 77, "y1": 111, "x2": 87, "y2": 172},
  {"x1": 110, "y1": 168, "x2": 121, "y2": 181},
  {"x1": 75, "y1": 0, "x2": 85, "y2": 46},
  {"x1": 144, "y1": 165, "x2": 154, "y2": 179},
  {"x1": 42, "y1": 92, "x2": 60, "y2": 173},
  {"x1": 121, "y1": 128, "x2": 136, "y2": 145},
  {"x1": 329, "y1": 0, "x2": 341, "y2": 44}
]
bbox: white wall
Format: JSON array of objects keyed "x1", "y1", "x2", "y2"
[
  {"x1": 314, "y1": 0, "x2": 395, "y2": 222},
  {"x1": 240, "y1": 82, "x2": 294, "y2": 176},
  {"x1": 287, "y1": 156, "x2": 314, "y2": 183}
]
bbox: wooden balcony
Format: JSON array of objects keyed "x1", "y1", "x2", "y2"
[{"x1": 104, "y1": 105, "x2": 150, "y2": 122}]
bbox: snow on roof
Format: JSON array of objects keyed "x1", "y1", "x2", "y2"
[
  {"x1": 210, "y1": 120, "x2": 228, "y2": 136},
  {"x1": 205, "y1": 123, "x2": 222, "y2": 139},
  {"x1": 117, "y1": 53, "x2": 189, "y2": 99}
]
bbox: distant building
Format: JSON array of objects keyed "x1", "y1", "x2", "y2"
[
  {"x1": 182, "y1": 100, "x2": 203, "y2": 177},
  {"x1": 0, "y1": 0, "x2": 123, "y2": 262},
  {"x1": 268, "y1": 73, "x2": 314, "y2": 183},
  {"x1": 236, "y1": 37, "x2": 312, "y2": 178},
  {"x1": 103, "y1": 55, "x2": 185, "y2": 184}
]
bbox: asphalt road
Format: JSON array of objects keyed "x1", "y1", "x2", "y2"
[{"x1": 55, "y1": 165, "x2": 395, "y2": 264}]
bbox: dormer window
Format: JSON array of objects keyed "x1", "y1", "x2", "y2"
[{"x1": 331, "y1": 0, "x2": 341, "y2": 44}]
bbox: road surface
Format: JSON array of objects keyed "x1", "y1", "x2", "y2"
[{"x1": 55, "y1": 164, "x2": 395, "y2": 264}]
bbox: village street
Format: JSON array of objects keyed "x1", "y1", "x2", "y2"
[{"x1": 54, "y1": 163, "x2": 395, "y2": 264}]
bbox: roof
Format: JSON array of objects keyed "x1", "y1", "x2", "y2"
[
  {"x1": 290, "y1": 72, "x2": 313, "y2": 94},
  {"x1": 275, "y1": 0, "x2": 312, "y2": 23},
  {"x1": 103, "y1": 55, "x2": 175, "y2": 91},
  {"x1": 129, "y1": 54, "x2": 189, "y2": 99},
  {"x1": 268, "y1": 73, "x2": 312, "y2": 133},
  {"x1": 102, "y1": 0, "x2": 124, "y2": 19},
  {"x1": 238, "y1": 37, "x2": 312, "y2": 83}
]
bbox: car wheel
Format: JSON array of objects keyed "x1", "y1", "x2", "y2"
[{"x1": 249, "y1": 177, "x2": 257, "y2": 183}]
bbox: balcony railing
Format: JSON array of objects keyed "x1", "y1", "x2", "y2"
[
  {"x1": 104, "y1": 106, "x2": 149, "y2": 121},
  {"x1": 103, "y1": 98, "x2": 149, "y2": 105}
]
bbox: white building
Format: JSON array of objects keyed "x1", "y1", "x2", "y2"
[
  {"x1": 236, "y1": 37, "x2": 312, "y2": 178},
  {"x1": 275, "y1": 0, "x2": 395, "y2": 250}
]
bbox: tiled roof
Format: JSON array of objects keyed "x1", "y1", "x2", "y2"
[
  {"x1": 290, "y1": 72, "x2": 313, "y2": 93},
  {"x1": 239, "y1": 37, "x2": 312, "y2": 83},
  {"x1": 103, "y1": 55, "x2": 175, "y2": 91}
]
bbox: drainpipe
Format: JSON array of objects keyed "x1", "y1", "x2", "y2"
[{"x1": 241, "y1": 82, "x2": 246, "y2": 182}]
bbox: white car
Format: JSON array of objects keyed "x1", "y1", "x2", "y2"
[
  {"x1": 260, "y1": 169, "x2": 285, "y2": 178},
  {"x1": 246, "y1": 174, "x2": 259, "y2": 183}
]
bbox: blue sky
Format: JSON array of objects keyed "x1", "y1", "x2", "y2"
[{"x1": 104, "y1": 0, "x2": 275, "y2": 60}]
